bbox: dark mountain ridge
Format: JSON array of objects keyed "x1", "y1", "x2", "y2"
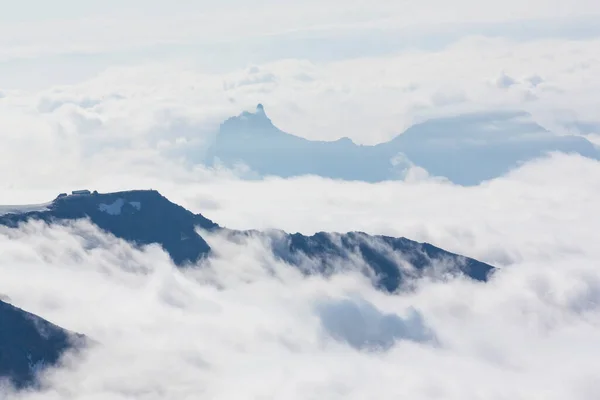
[
  {"x1": 1, "y1": 189, "x2": 494, "y2": 291},
  {"x1": 0, "y1": 189, "x2": 494, "y2": 388},
  {"x1": 1, "y1": 190, "x2": 218, "y2": 265},
  {"x1": 0, "y1": 299, "x2": 85, "y2": 389}
]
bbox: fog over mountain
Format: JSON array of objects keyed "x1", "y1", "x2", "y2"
[
  {"x1": 0, "y1": 299, "x2": 86, "y2": 389},
  {"x1": 2, "y1": 0, "x2": 600, "y2": 398},
  {"x1": 0, "y1": 154, "x2": 599, "y2": 399},
  {"x1": 0, "y1": 190, "x2": 493, "y2": 294}
]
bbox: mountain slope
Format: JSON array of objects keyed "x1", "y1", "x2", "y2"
[
  {"x1": 0, "y1": 190, "x2": 219, "y2": 266},
  {"x1": 383, "y1": 111, "x2": 600, "y2": 185},
  {"x1": 205, "y1": 104, "x2": 399, "y2": 182},
  {"x1": 0, "y1": 190, "x2": 494, "y2": 291},
  {"x1": 0, "y1": 299, "x2": 85, "y2": 389},
  {"x1": 205, "y1": 105, "x2": 600, "y2": 185}
]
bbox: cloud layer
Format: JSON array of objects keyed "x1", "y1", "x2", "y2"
[
  {"x1": 1, "y1": 35, "x2": 599, "y2": 194},
  {"x1": 0, "y1": 152, "x2": 599, "y2": 399},
  {"x1": 3, "y1": 0, "x2": 600, "y2": 58},
  {"x1": 2, "y1": 3, "x2": 600, "y2": 397}
]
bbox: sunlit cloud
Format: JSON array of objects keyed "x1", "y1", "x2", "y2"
[
  {"x1": 2, "y1": 1, "x2": 599, "y2": 397},
  {"x1": 1, "y1": 167, "x2": 599, "y2": 399}
]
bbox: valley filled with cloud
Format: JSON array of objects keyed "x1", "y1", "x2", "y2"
[
  {"x1": 1, "y1": 153, "x2": 600, "y2": 399},
  {"x1": 1, "y1": 0, "x2": 600, "y2": 398}
]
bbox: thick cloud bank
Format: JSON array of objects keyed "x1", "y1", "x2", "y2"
[
  {"x1": 2, "y1": 1, "x2": 599, "y2": 397},
  {"x1": 1, "y1": 154, "x2": 599, "y2": 399},
  {"x1": 2, "y1": 37, "x2": 600, "y2": 188}
]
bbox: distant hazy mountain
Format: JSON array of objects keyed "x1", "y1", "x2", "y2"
[
  {"x1": 1, "y1": 190, "x2": 494, "y2": 293},
  {"x1": 0, "y1": 299, "x2": 85, "y2": 389},
  {"x1": 205, "y1": 105, "x2": 600, "y2": 185}
]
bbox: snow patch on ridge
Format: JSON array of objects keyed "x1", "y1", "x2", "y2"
[
  {"x1": 99, "y1": 199, "x2": 125, "y2": 215},
  {"x1": 98, "y1": 199, "x2": 142, "y2": 215}
]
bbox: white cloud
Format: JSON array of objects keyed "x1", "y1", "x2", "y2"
[
  {"x1": 0, "y1": 36, "x2": 598, "y2": 181},
  {"x1": 493, "y1": 72, "x2": 517, "y2": 88},
  {"x1": 170, "y1": 153, "x2": 599, "y2": 266},
  {"x1": 1, "y1": 4, "x2": 599, "y2": 396},
  {"x1": 1, "y1": 155, "x2": 600, "y2": 398},
  {"x1": 1, "y1": 0, "x2": 600, "y2": 92},
  {"x1": 585, "y1": 134, "x2": 600, "y2": 145},
  {"x1": 3, "y1": 0, "x2": 599, "y2": 58}
]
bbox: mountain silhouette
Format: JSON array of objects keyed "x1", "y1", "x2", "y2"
[{"x1": 205, "y1": 105, "x2": 600, "y2": 185}]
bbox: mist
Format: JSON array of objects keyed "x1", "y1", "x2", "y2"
[
  {"x1": 2, "y1": 0, "x2": 600, "y2": 396},
  {"x1": 1, "y1": 153, "x2": 599, "y2": 399}
]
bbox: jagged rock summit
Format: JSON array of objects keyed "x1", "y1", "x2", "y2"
[
  {"x1": 207, "y1": 104, "x2": 396, "y2": 181},
  {"x1": 217, "y1": 103, "x2": 282, "y2": 140},
  {"x1": 205, "y1": 106, "x2": 600, "y2": 185}
]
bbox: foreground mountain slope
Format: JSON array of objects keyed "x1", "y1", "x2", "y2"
[
  {"x1": 0, "y1": 190, "x2": 494, "y2": 291},
  {"x1": 0, "y1": 299, "x2": 85, "y2": 389},
  {"x1": 0, "y1": 190, "x2": 219, "y2": 265},
  {"x1": 205, "y1": 105, "x2": 599, "y2": 185}
]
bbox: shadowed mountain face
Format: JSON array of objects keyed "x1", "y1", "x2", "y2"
[
  {"x1": 0, "y1": 190, "x2": 219, "y2": 266},
  {"x1": 205, "y1": 106, "x2": 600, "y2": 185},
  {"x1": 0, "y1": 190, "x2": 494, "y2": 293},
  {"x1": 270, "y1": 231, "x2": 491, "y2": 292},
  {"x1": 0, "y1": 299, "x2": 85, "y2": 389}
]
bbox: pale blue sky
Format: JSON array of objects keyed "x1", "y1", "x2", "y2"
[
  {"x1": 2, "y1": 0, "x2": 600, "y2": 90},
  {"x1": 1, "y1": 0, "x2": 599, "y2": 147}
]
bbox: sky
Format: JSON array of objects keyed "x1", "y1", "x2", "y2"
[{"x1": 1, "y1": 1, "x2": 600, "y2": 398}]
